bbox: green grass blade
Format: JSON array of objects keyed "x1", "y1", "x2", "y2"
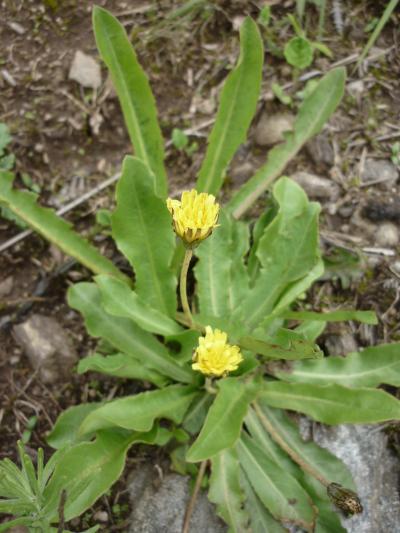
[
  {"x1": 0, "y1": 171, "x2": 127, "y2": 282},
  {"x1": 195, "y1": 17, "x2": 263, "y2": 195},
  {"x1": 356, "y1": 0, "x2": 399, "y2": 71},
  {"x1": 93, "y1": 6, "x2": 167, "y2": 197},
  {"x1": 227, "y1": 68, "x2": 345, "y2": 218}
]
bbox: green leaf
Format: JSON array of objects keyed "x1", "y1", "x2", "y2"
[
  {"x1": 273, "y1": 342, "x2": 400, "y2": 387},
  {"x1": 186, "y1": 378, "x2": 258, "y2": 462},
  {"x1": 259, "y1": 382, "x2": 400, "y2": 424},
  {"x1": 47, "y1": 403, "x2": 103, "y2": 449},
  {"x1": 234, "y1": 178, "x2": 320, "y2": 330},
  {"x1": 79, "y1": 385, "x2": 196, "y2": 434},
  {"x1": 77, "y1": 352, "x2": 167, "y2": 386},
  {"x1": 112, "y1": 156, "x2": 176, "y2": 317},
  {"x1": 68, "y1": 282, "x2": 193, "y2": 384},
  {"x1": 93, "y1": 6, "x2": 167, "y2": 196},
  {"x1": 240, "y1": 473, "x2": 288, "y2": 533},
  {"x1": 96, "y1": 274, "x2": 182, "y2": 336},
  {"x1": 237, "y1": 434, "x2": 316, "y2": 530},
  {"x1": 172, "y1": 128, "x2": 189, "y2": 150},
  {"x1": 183, "y1": 392, "x2": 213, "y2": 435},
  {"x1": 228, "y1": 68, "x2": 346, "y2": 218},
  {"x1": 208, "y1": 448, "x2": 249, "y2": 532},
  {"x1": 43, "y1": 427, "x2": 164, "y2": 521},
  {"x1": 196, "y1": 17, "x2": 263, "y2": 195},
  {"x1": 0, "y1": 171, "x2": 128, "y2": 282},
  {"x1": 165, "y1": 329, "x2": 200, "y2": 363},
  {"x1": 194, "y1": 210, "x2": 250, "y2": 318},
  {"x1": 0, "y1": 123, "x2": 12, "y2": 153},
  {"x1": 282, "y1": 309, "x2": 377, "y2": 324},
  {"x1": 284, "y1": 37, "x2": 314, "y2": 69},
  {"x1": 0, "y1": 518, "x2": 31, "y2": 533},
  {"x1": 239, "y1": 330, "x2": 323, "y2": 361}
]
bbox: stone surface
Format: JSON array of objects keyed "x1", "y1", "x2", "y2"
[
  {"x1": 291, "y1": 171, "x2": 340, "y2": 201},
  {"x1": 254, "y1": 112, "x2": 294, "y2": 147},
  {"x1": 0, "y1": 275, "x2": 13, "y2": 298},
  {"x1": 375, "y1": 222, "x2": 399, "y2": 247},
  {"x1": 13, "y1": 314, "x2": 78, "y2": 383},
  {"x1": 306, "y1": 133, "x2": 334, "y2": 167},
  {"x1": 325, "y1": 333, "x2": 358, "y2": 356},
  {"x1": 68, "y1": 50, "x2": 102, "y2": 89},
  {"x1": 361, "y1": 159, "x2": 398, "y2": 188},
  {"x1": 128, "y1": 464, "x2": 226, "y2": 533},
  {"x1": 304, "y1": 423, "x2": 400, "y2": 532}
]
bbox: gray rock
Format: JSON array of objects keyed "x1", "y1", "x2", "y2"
[
  {"x1": 0, "y1": 275, "x2": 13, "y2": 298},
  {"x1": 306, "y1": 133, "x2": 334, "y2": 167},
  {"x1": 291, "y1": 171, "x2": 340, "y2": 201},
  {"x1": 254, "y1": 112, "x2": 294, "y2": 147},
  {"x1": 230, "y1": 161, "x2": 255, "y2": 186},
  {"x1": 68, "y1": 50, "x2": 102, "y2": 90},
  {"x1": 128, "y1": 464, "x2": 226, "y2": 533},
  {"x1": 375, "y1": 222, "x2": 399, "y2": 247},
  {"x1": 325, "y1": 333, "x2": 358, "y2": 356},
  {"x1": 13, "y1": 314, "x2": 78, "y2": 383},
  {"x1": 361, "y1": 159, "x2": 398, "y2": 188},
  {"x1": 305, "y1": 423, "x2": 400, "y2": 532}
]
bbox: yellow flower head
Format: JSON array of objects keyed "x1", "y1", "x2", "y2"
[
  {"x1": 192, "y1": 326, "x2": 243, "y2": 377},
  {"x1": 166, "y1": 190, "x2": 219, "y2": 246}
]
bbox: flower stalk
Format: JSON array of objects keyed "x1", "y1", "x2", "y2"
[{"x1": 180, "y1": 248, "x2": 194, "y2": 328}]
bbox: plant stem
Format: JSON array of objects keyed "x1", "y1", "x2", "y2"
[
  {"x1": 252, "y1": 401, "x2": 329, "y2": 487},
  {"x1": 180, "y1": 248, "x2": 194, "y2": 327},
  {"x1": 182, "y1": 460, "x2": 208, "y2": 533}
]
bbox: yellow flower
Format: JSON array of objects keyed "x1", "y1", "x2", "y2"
[
  {"x1": 166, "y1": 189, "x2": 219, "y2": 246},
  {"x1": 192, "y1": 326, "x2": 243, "y2": 377}
]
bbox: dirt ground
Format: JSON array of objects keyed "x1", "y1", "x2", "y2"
[{"x1": 1, "y1": 0, "x2": 400, "y2": 530}]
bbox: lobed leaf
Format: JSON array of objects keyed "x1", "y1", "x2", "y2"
[
  {"x1": 233, "y1": 178, "x2": 320, "y2": 330},
  {"x1": 208, "y1": 448, "x2": 250, "y2": 532},
  {"x1": 196, "y1": 17, "x2": 263, "y2": 195},
  {"x1": 68, "y1": 282, "x2": 193, "y2": 384},
  {"x1": 77, "y1": 352, "x2": 167, "y2": 386},
  {"x1": 282, "y1": 309, "x2": 377, "y2": 324},
  {"x1": 78, "y1": 385, "x2": 196, "y2": 434},
  {"x1": 237, "y1": 434, "x2": 316, "y2": 530},
  {"x1": 0, "y1": 171, "x2": 127, "y2": 282},
  {"x1": 47, "y1": 403, "x2": 103, "y2": 449},
  {"x1": 112, "y1": 156, "x2": 176, "y2": 317},
  {"x1": 96, "y1": 274, "x2": 182, "y2": 336},
  {"x1": 93, "y1": 6, "x2": 167, "y2": 196},
  {"x1": 228, "y1": 68, "x2": 346, "y2": 218},
  {"x1": 194, "y1": 210, "x2": 250, "y2": 319},
  {"x1": 43, "y1": 427, "x2": 166, "y2": 521},
  {"x1": 273, "y1": 342, "x2": 400, "y2": 387},
  {"x1": 259, "y1": 382, "x2": 400, "y2": 424},
  {"x1": 186, "y1": 378, "x2": 258, "y2": 462}
]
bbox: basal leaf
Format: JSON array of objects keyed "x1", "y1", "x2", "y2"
[
  {"x1": 183, "y1": 392, "x2": 214, "y2": 435},
  {"x1": 228, "y1": 68, "x2": 346, "y2": 218},
  {"x1": 186, "y1": 378, "x2": 258, "y2": 462},
  {"x1": 240, "y1": 473, "x2": 289, "y2": 533},
  {"x1": 43, "y1": 427, "x2": 165, "y2": 521},
  {"x1": 282, "y1": 309, "x2": 377, "y2": 324},
  {"x1": 96, "y1": 274, "x2": 182, "y2": 336},
  {"x1": 0, "y1": 171, "x2": 127, "y2": 282},
  {"x1": 77, "y1": 353, "x2": 167, "y2": 387},
  {"x1": 196, "y1": 17, "x2": 263, "y2": 195},
  {"x1": 194, "y1": 210, "x2": 250, "y2": 318},
  {"x1": 93, "y1": 6, "x2": 167, "y2": 196},
  {"x1": 237, "y1": 434, "x2": 316, "y2": 530},
  {"x1": 79, "y1": 385, "x2": 196, "y2": 434},
  {"x1": 273, "y1": 342, "x2": 400, "y2": 387},
  {"x1": 68, "y1": 282, "x2": 193, "y2": 384},
  {"x1": 234, "y1": 178, "x2": 320, "y2": 330},
  {"x1": 112, "y1": 156, "x2": 176, "y2": 316},
  {"x1": 208, "y1": 448, "x2": 249, "y2": 532},
  {"x1": 259, "y1": 382, "x2": 400, "y2": 424},
  {"x1": 47, "y1": 403, "x2": 103, "y2": 449}
]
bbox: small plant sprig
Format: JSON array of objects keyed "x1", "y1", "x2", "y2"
[{"x1": 1, "y1": 6, "x2": 399, "y2": 532}]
